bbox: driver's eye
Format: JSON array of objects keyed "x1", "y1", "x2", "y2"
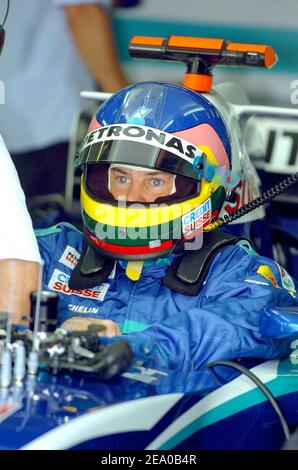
[
  {"x1": 116, "y1": 176, "x2": 129, "y2": 184},
  {"x1": 150, "y1": 178, "x2": 164, "y2": 187}
]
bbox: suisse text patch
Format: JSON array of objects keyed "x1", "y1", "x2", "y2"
[
  {"x1": 182, "y1": 198, "x2": 211, "y2": 236},
  {"x1": 48, "y1": 269, "x2": 109, "y2": 301}
]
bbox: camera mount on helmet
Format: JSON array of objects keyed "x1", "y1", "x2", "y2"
[
  {"x1": 129, "y1": 35, "x2": 277, "y2": 92},
  {"x1": 129, "y1": 35, "x2": 297, "y2": 234}
]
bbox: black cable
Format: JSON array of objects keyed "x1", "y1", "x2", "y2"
[
  {"x1": 2, "y1": 0, "x2": 9, "y2": 27},
  {"x1": 206, "y1": 360, "x2": 290, "y2": 441},
  {"x1": 220, "y1": 172, "x2": 298, "y2": 226},
  {"x1": 204, "y1": 172, "x2": 298, "y2": 232}
]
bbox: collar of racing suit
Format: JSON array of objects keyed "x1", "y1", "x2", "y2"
[
  {"x1": 69, "y1": 231, "x2": 242, "y2": 294},
  {"x1": 69, "y1": 240, "x2": 178, "y2": 290}
]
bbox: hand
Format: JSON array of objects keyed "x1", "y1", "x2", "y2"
[{"x1": 60, "y1": 316, "x2": 122, "y2": 337}]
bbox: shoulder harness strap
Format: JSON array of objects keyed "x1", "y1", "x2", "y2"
[
  {"x1": 164, "y1": 230, "x2": 243, "y2": 296},
  {"x1": 69, "y1": 242, "x2": 114, "y2": 290}
]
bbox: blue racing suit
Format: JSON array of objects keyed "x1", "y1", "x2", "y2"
[{"x1": 37, "y1": 223, "x2": 298, "y2": 372}]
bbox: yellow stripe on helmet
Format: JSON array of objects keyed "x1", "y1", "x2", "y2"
[{"x1": 81, "y1": 173, "x2": 221, "y2": 228}]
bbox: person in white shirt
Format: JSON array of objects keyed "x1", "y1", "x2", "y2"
[
  {"x1": 0, "y1": 134, "x2": 40, "y2": 322},
  {"x1": 0, "y1": 0, "x2": 127, "y2": 198}
]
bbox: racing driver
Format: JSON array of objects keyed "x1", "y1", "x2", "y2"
[{"x1": 36, "y1": 82, "x2": 298, "y2": 371}]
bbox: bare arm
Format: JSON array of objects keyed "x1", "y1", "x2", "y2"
[
  {"x1": 0, "y1": 260, "x2": 39, "y2": 324},
  {"x1": 64, "y1": 4, "x2": 128, "y2": 92},
  {"x1": 0, "y1": 136, "x2": 40, "y2": 324}
]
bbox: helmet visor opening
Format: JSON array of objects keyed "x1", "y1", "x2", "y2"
[
  {"x1": 77, "y1": 138, "x2": 202, "y2": 181},
  {"x1": 85, "y1": 163, "x2": 200, "y2": 204}
]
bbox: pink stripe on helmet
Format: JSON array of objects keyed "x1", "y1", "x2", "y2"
[
  {"x1": 174, "y1": 123, "x2": 230, "y2": 169},
  {"x1": 88, "y1": 116, "x2": 101, "y2": 133}
]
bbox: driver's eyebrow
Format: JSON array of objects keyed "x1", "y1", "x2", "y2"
[
  {"x1": 111, "y1": 168, "x2": 166, "y2": 177},
  {"x1": 111, "y1": 168, "x2": 130, "y2": 175}
]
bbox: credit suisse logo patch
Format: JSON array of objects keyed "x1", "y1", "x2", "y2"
[
  {"x1": 182, "y1": 198, "x2": 211, "y2": 236},
  {"x1": 48, "y1": 269, "x2": 109, "y2": 301}
]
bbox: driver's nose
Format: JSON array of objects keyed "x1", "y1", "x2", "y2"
[{"x1": 126, "y1": 182, "x2": 149, "y2": 202}]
